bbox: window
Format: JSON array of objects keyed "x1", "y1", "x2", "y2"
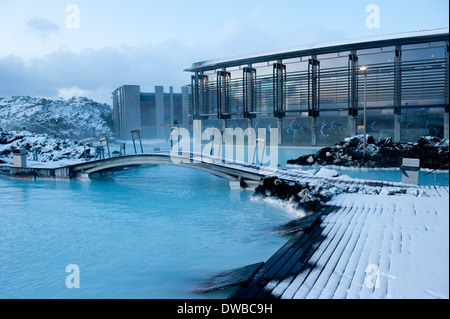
[
  {"x1": 357, "y1": 50, "x2": 394, "y2": 65},
  {"x1": 402, "y1": 45, "x2": 446, "y2": 61}
]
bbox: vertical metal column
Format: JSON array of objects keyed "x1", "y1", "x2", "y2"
[
  {"x1": 348, "y1": 51, "x2": 359, "y2": 137},
  {"x1": 273, "y1": 62, "x2": 286, "y2": 118},
  {"x1": 308, "y1": 57, "x2": 320, "y2": 117},
  {"x1": 191, "y1": 73, "x2": 208, "y2": 119},
  {"x1": 217, "y1": 70, "x2": 231, "y2": 119},
  {"x1": 200, "y1": 73, "x2": 208, "y2": 116},
  {"x1": 243, "y1": 66, "x2": 256, "y2": 118},
  {"x1": 394, "y1": 45, "x2": 402, "y2": 142},
  {"x1": 444, "y1": 41, "x2": 449, "y2": 113},
  {"x1": 394, "y1": 45, "x2": 402, "y2": 115},
  {"x1": 217, "y1": 71, "x2": 223, "y2": 119},
  {"x1": 348, "y1": 51, "x2": 359, "y2": 116},
  {"x1": 224, "y1": 71, "x2": 230, "y2": 115},
  {"x1": 444, "y1": 42, "x2": 449, "y2": 139},
  {"x1": 363, "y1": 69, "x2": 367, "y2": 163}
]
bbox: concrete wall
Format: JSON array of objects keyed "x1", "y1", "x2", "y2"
[
  {"x1": 181, "y1": 85, "x2": 191, "y2": 126},
  {"x1": 155, "y1": 86, "x2": 165, "y2": 140},
  {"x1": 113, "y1": 84, "x2": 187, "y2": 141},
  {"x1": 0, "y1": 166, "x2": 72, "y2": 180},
  {"x1": 113, "y1": 85, "x2": 141, "y2": 139}
]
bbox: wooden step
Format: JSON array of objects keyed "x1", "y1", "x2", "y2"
[{"x1": 194, "y1": 262, "x2": 264, "y2": 294}]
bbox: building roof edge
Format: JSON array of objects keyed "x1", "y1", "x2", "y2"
[{"x1": 185, "y1": 28, "x2": 449, "y2": 72}]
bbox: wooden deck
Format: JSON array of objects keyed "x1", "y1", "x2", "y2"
[
  {"x1": 194, "y1": 262, "x2": 264, "y2": 294},
  {"x1": 229, "y1": 185, "x2": 449, "y2": 299}
]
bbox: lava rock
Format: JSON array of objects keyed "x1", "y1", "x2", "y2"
[
  {"x1": 252, "y1": 168, "x2": 434, "y2": 215},
  {"x1": 254, "y1": 176, "x2": 327, "y2": 213},
  {"x1": 287, "y1": 135, "x2": 449, "y2": 170}
]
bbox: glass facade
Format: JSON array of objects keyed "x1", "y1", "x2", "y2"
[
  {"x1": 401, "y1": 42, "x2": 447, "y2": 108},
  {"x1": 186, "y1": 30, "x2": 449, "y2": 145}
]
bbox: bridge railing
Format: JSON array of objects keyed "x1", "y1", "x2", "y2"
[
  {"x1": 78, "y1": 124, "x2": 186, "y2": 161},
  {"x1": 78, "y1": 123, "x2": 270, "y2": 166}
]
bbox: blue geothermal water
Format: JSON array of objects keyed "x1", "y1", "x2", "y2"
[
  {"x1": 0, "y1": 146, "x2": 447, "y2": 299},
  {"x1": 0, "y1": 164, "x2": 293, "y2": 299}
]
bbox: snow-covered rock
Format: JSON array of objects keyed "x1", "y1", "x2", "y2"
[
  {"x1": 314, "y1": 168, "x2": 340, "y2": 178},
  {"x1": 287, "y1": 135, "x2": 449, "y2": 170},
  {"x1": 0, "y1": 129, "x2": 94, "y2": 162},
  {"x1": 0, "y1": 96, "x2": 113, "y2": 139},
  {"x1": 253, "y1": 168, "x2": 418, "y2": 214}
]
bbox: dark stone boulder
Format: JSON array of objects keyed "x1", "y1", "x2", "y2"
[
  {"x1": 254, "y1": 176, "x2": 325, "y2": 213},
  {"x1": 287, "y1": 135, "x2": 449, "y2": 170}
]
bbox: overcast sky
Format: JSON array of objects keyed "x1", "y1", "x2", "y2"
[{"x1": 0, "y1": 0, "x2": 448, "y2": 104}]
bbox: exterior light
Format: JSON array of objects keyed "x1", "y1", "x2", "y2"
[{"x1": 360, "y1": 66, "x2": 368, "y2": 163}]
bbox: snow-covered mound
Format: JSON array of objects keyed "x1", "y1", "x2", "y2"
[
  {"x1": 0, "y1": 129, "x2": 94, "y2": 162},
  {"x1": 287, "y1": 135, "x2": 449, "y2": 170},
  {"x1": 0, "y1": 96, "x2": 113, "y2": 139},
  {"x1": 253, "y1": 168, "x2": 427, "y2": 216}
]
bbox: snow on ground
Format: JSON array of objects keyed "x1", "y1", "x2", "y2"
[
  {"x1": 308, "y1": 167, "x2": 341, "y2": 178},
  {"x1": 0, "y1": 157, "x2": 83, "y2": 168},
  {"x1": 252, "y1": 167, "x2": 429, "y2": 217},
  {"x1": 0, "y1": 130, "x2": 92, "y2": 163},
  {"x1": 273, "y1": 193, "x2": 449, "y2": 299},
  {"x1": 382, "y1": 195, "x2": 449, "y2": 299},
  {"x1": 249, "y1": 165, "x2": 449, "y2": 298}
]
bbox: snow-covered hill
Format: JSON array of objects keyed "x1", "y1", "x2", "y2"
[{"x1": 0, "y1": 96, "x2": 113, "y2": 139}]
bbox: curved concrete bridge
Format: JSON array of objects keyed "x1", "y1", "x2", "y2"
[
  {"x1": 5, "y1": 151, "x2": 442, "y2": 193},
  {"x1": 70, "y1": 152, "x2": 269, "y2": 189},
  {"x1": 63, "y1": 151, "x2": 440, "y2": 192}
]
